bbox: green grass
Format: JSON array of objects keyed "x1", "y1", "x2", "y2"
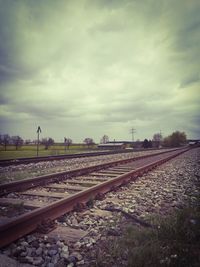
[
  {"x1": 122, "y1": 207, "x2": 200, "y2": 267},
  {"x1": 93, "y1": 205, "x2": 200, "y2": 267},
  {"x1": 0, "y1": 144, "x2": 98, "y2": 160}
]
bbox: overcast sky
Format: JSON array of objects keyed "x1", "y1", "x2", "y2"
[{"x1": 0, "y1": 0, "x2": 199, "y2": 143}]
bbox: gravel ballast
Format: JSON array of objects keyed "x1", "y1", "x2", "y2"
[
  {"x1": 0, "y1": 147, "x2": 199, "y2": 267},
  {"x1": 0, "y1": 149, "x2": 173, "y2": 184}
]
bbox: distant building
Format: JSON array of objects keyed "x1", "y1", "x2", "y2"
[
  {"x1": 188, "y1": 140, "x2": 200, "y2": 147},
  {"x1": 98, "y1": 142, "x2": 126, "y2": 150}
]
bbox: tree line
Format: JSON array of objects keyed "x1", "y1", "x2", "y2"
[
  {"x1": 142, "y1": 131, "x2": 187, "y2": 148},
  {"x1": 0, "y1": 134, "x2": 23, "y2": 151},
  {"x1": 0, "y1": 134, "x2": 96, "y2": 151},
  {"x1": 0, "y1": 131, "x2": 187, "y2": 151}
]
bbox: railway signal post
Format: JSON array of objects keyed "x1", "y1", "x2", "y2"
[{"x1": 36, "y1": 126, "x2": 42, "y2": 156}]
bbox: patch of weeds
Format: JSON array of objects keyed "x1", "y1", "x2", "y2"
[
  {"x1": 93, "y1": 204, "x2": 200, "y2": 267},
  {"x1": 90, "y1": 239, "x2": 123, "y2": 267},
  {"x1": 119, "y1": 206, "x2": 200, "y2": 267}
]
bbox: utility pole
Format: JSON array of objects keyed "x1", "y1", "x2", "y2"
[
  {"x1": 130, "y1": 128, "x2": 136, "y2": 143},
  {"x1": 36, "y1": 126, "x2": 42, "y2": 156}
]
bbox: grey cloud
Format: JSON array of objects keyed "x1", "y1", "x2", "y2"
[
  {"x1": 0, "y1": 0, "x2": 199, "y2": 141},
  {"x1": 89, "y1": 20, "x2": 126, "y2": 34},
  {"x1": 180, "y1": 73, "x2": 200, "y2": 88},
  {"x1": 166, "y1": 1, "x2": 200, "y2": 56},
  {"x1": 0, "y1": 93, "x2": 10, "y2": 105},
  {"x1": 87, "y1": 0, "x2": 128, "y2": 10},
  {"x1": 0, "y1": 0, "x2": 70, "y2": 82},
  {"x1": 9, "y1": 98, "x2": 67, "y2": 118}
]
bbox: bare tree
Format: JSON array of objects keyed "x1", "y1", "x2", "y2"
[
  {"x1": 100, "y1": 135, "x2": 109, "y2": 144},
  {"x1": 41, "y1": 137, "x2": 54, "y2": 150},
  {"x1": 11, "y1": 136, "x2": 24, "y2": 150},
  {"x1": 84, "y1": 138, "x2": 94, "y2": 149},
  {"x1": 152, "y1": 133, "x2": 163, "y2": 148},
  {"x1": 0, "y1": 134, "x2": 10, "y2": 151},
  {"x1": 143, "y1": 139, "x2": 149, "y2": 149},
  {"x1": 64, "y1": 137, "x2": 72, "y2": 151}
]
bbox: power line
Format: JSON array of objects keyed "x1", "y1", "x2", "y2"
[{"x1": 130, "y1": 128, "x2": 136, "y2": 142}]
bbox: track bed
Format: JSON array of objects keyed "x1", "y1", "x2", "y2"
[{"x1": 0, "y1": 148, "x2": 189, "y2": 247}]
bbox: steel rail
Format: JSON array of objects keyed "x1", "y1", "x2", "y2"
[
  {"x1": 0, "y1": 148, "x2": 189, "y2": 248},
  {"x1": 0, "y1": 148, "x2": 182, "y2": 196},
  {"x1": 0, "y1": 148, "x2": 179, "y2": 167},
  {"x1": 0, "y1": 149, "x2": 136, "y2": 167}
]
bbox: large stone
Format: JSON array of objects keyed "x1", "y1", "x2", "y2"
[
  {"x1": 33, "y1": 257, "x2": 43, "y2": 266},
  {"x1": 67, "y1": 255, "x2": 77, "y2": 264},
  {"x1": 0, "y1": 254, "x2": 33, "y2": 267},
  {"x1": 47, "y1": 226, "x2": 87, "y2": 243},
  {"x1": 51, "y1": 253, "x2": 60, "y2": 265},
  {"x1": 12, "y1": 246, "x2": 24, "y2": 257},
  {"x1": 55, "y1": 258, "x2": 66, "y2": 267},
  {"x1": 77, "y1": 260, "x2": 85, "y2": 265},
  {"x1": 24, "y1": 256, "x2": 34, "y2": 264},
  {"x1": 71, "y1": 217, "x2": 78, "y2": 226},
  {"x1": 70, "y1": 252, "x2": 83, "y2": 261},
  {"x1": 21, "y1": 242, "x2": 29, "y2": 247},
  {"x1": 30, "y1": 240, "x2": 39, "y2": 248},
  {"x1": 60, "y1": 251, "x2": 69, "y2": 259},
  {"x1": 20, "y1": 251, "x2": 28, "y2": 257},
  {"x1": 35, "y1": 247, "x2": 43, "y2": 256},
  {"x1": 61, "y1": 245, "x2": 69, "y2": 253},
  {"x1": 48, "y1": 249, "x2": 58, "y2": 256},
  {"x1": 73, "y1": 241, "x2": 82, "y2": 249}
]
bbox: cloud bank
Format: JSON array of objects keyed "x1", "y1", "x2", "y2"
[{"x1": 0, "y1": 0, "x2": 199, "y2": 142}]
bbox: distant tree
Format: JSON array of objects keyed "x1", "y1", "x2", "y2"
[
  {"x1": 152, "y1": 133, "x2": 162, "y2": 148},
  {"x1": 32, "y1": 139, "x2": 38, "y2": 145},
  {"x1": 163, "y1": 131, "x2": 187, "y2": 147},
  {"x1": 134, "y1": 139, "x2": 141, "y2": 148},
  {"x1": 84, "y1": 138, "x2": 94, "y2": 149},
  {"x1": 11, "y1": 136, "x2": 24, "y2": 150},
  {"x1": 0, "y1": 134, "x2": 10, "y2": 151},
  {"x1": 25, "y1": 139, "x2": 31, "y2": 145},
  {"x1": 41, "y1": 137, "x2": 54, "y2": 150},
  {"x1": 153, "y1": 133, "x2": 162, "y2": 142},
  {"x1": 143, "y1": 139, "x2": 149, "y2": 149},
  {"x1": 163, "y1": 137, "x2": 170, "y2": 147},
  {"x1": 148, "y1": 140, "x2": 152, "y2": 148},
  {"x1": 100, "y1": 135, "x2": 109, "y2": 144},
  {"x1": 64, "y1": 137, "x2": 72, "y2": 151}
]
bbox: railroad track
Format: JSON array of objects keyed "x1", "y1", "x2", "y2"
[
  {"x1": 0, "y1": 149, "x2": 131, "y2": 167},
  {"x1": 0, "y1": 148, "x2": 172, "y2": 167},
  {"x1": 0, "y1": 147, "x2": 189, "y2": 248}
]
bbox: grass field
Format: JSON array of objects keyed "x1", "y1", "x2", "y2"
[{"x1": 0, "y1": 144, "x2": 98, "y2": 160}]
